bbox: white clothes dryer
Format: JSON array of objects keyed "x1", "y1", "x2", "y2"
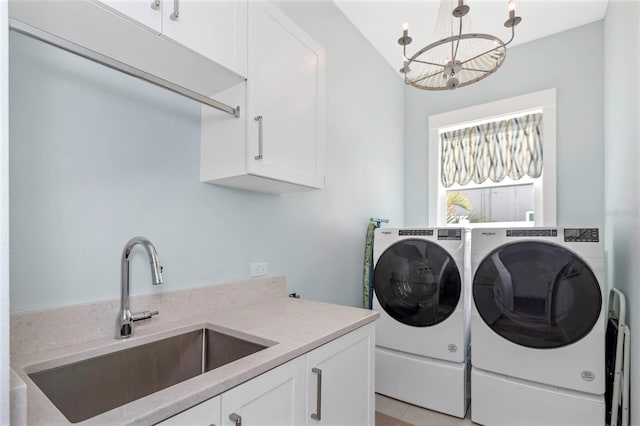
[
  {"x1": 470, "y1": 227, "x2": 606, "y2": 426},
  {"x1": 373, "y1": 228, "x2": 470, "y2": 418}
]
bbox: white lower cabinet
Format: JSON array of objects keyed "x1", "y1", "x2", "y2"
[
  {"x1": 306, "y1": 323, "x2": 375, "y2": 426},
  {"x1": 156, "y1": 357, "x2": 304, "y2": 426},
  {"x1": 156, "y1": 323, "x2": 375, "y2": 426},
  {"x1": 157, "y1": 394, "x2": 221, "y2": 426},
  {"x1": 221, "y1": 356, "x2": 306, "y2": 426}
]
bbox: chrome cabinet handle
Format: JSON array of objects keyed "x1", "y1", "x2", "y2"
[
  {"x1": 150, "y1": 0, "x2": 160, "y2": 10},
  {"x1": 254, "y1": 116, "x2": 263, "y2": 160},
  {"x1": 229, "y1": 413, "x2": 242, "y2": 426},
  {"x1": 311, "y1": 367, "x2": 322, "y2": 421},
  {"x1": 169, "y1": 0, "x2": 179, "y2": 20}
]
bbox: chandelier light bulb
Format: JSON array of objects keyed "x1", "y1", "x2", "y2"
[
  {"x1": 505, "y1": 0, "x2": 522, "y2": 27},
  {"x1": 508, "y1": 0, "x2": 516, "y2": 20},
  {"x1": 402, "y1": 21, "x2": 410, "y2": 39},
  {"x1": 398, "y1": 20, "x2": 413, "y2": 47}
]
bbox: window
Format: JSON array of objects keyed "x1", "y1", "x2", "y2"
[
  {"x1": 428, "y1": 89, "x2": 556, "y2": 227},
  {"x1": 446, "y1": 177, "x2": 537, "y2": 225},
  {"x1": 442, "y1": 110, "x2": 542, "y2": 225}
]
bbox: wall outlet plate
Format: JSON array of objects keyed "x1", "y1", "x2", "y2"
[{"x1": 250, "y1": 262, "x2": 268, "y2": 277}]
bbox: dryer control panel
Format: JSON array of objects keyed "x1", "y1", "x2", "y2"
[
  {"x1": 564, "y1": 228, "x2": 599, "y2": 242},
  {"x1": 438, "y1": 228, "x2": 463, "y2": 240}
]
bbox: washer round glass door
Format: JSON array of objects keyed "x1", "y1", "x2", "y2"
[
  {"x1": 374, "y1": 239, "x2": 461, "y2": 327},
  {"x1": 473, "y1": 241, "x2": 602, "y2": 349}
]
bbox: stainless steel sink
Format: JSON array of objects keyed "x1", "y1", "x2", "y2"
[{"x1": 28, "y1": 328, "x2": 270, "y2": 423}]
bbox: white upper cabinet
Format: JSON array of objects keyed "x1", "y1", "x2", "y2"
[
  {"x1": 10, "y1": 0, "x2": 324, "y2": 194},
  {"x1": 246, "y1": 1, "x2": 325, "y2": 190},
  {"x1": 161, "y1": 0, "x2": 247, "y2": 77},
  {"x1": 200, "y1": 1, "x2": 326, "y2": 193},
  {"x1": 96, "y1": 0, "x2": 247, "y2": 77},
  {"x1": 9, "y1": 0, "x2": 246, "y2": 97},
  {"x1": 96, "y1": 0, "x2": 162, "y2": 34}
]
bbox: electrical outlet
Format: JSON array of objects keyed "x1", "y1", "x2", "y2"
[{"x1": 250, "y1": 262, "x2": 268, "y2": 277}]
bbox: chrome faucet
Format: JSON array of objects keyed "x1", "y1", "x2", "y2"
[{"x1": 115, "y1": 236, "x2": 163, "y2": 339}]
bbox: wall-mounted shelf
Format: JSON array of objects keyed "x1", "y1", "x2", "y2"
[
  {"x1": 9, "y1": 19, "x2": 240, "y2": 117},
  {"x1": 8, "y1": 0, "x2": 246, "y2": 109}
]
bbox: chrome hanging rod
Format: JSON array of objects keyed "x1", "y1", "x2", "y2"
[{"x1": 9, "y1": 19, "x2": 241, "y2": 118}]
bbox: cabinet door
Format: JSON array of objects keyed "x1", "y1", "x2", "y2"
[
  {"x1": 156, "y1": 395, "x2": 221, "y2": 426},
  {"x1": 306, "y1": 323, "x2": 375, "y2": 426},
  {"x1": 94, "y1": 0, "x2": 162, "y2": 33},
  {"x1": 161, "y1": 0, "x2": 247, "y2": 77},
  {"x1": 247, "y1": 1, "x2": 325, "y2": 189},
  {"x1": 221, "y1": 357, "x2": 306, "y2": 426}
]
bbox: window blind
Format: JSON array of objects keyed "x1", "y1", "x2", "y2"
[{"x1": 440, "y1": 112, "x2": 543, "y2": 187}]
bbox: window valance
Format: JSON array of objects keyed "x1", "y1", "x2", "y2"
[{"x1": 440, "y1": 112, "x2": 543, "y2": 187}]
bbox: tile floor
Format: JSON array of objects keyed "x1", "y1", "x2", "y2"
[{"x1": 375, "y1": 393, "x2": 478, "y2": 426}]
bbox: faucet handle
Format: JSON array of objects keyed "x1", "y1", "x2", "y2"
[{"x1": 131, "y1": 310, "x2": 159, "y2": 322}]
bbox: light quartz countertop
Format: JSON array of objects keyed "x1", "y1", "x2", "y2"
[{"x1": 10, "y1": 276, "x2": 378, "y2": 425}]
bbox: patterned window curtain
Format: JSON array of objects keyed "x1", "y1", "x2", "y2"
[{"x1": 440, "y1": 112, "x2": 543, "y2": 187}]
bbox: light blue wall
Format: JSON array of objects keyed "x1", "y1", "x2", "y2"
[
  {"x1": 404, "y1": 22, "x2": 604, "y2": 228},
  {"x1": 604, "y1": 1, "x2": 640, "y2": 423},
  {"x1": 9, "y1": 0, "x2": 405, "y2": 313}
]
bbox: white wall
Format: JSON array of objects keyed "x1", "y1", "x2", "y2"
[
  {"x1": 404, "y1": 22, "x2": 604, "y2": 228},
  {"x1": 604, "y1": 1, "x2": 640, "y2": 423},
  {"x1": 1, "y1": 0, "x2": 10, "y2": 422},
  {"x1": 8, "y1": 0, "x2": 404, "y2": 313}
]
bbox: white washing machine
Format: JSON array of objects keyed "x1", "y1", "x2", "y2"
[
  {"x1": 470, "y1": 227, "x2": 606, "y2": 426},
  {"x1": 373, "y1": 228, "x2": 470, "y2": 418}
]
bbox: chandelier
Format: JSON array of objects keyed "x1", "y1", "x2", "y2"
[{"x1": 399, "y1": 0, "x2": 522, "y2": 90}]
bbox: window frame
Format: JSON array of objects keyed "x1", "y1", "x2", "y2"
[{"x1": 428, "y1": 89, "x2": 557, "y2": 227}]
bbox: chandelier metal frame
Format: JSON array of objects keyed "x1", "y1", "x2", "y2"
[{"x1": 399, "y1": 1, "x2": 522, "y2": 91}]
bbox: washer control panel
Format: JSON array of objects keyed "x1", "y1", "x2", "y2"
[
  {"x1": 564, "y1": 228, "x2": 599, "y2": 242},
  {"x1": 399, "y1": 229, "x2": 434, "y2": 236},
  {"x1": 506, "y1": 229, "x2": 557, "y2": 237}
]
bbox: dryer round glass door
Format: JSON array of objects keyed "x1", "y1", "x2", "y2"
[
  {"x1": 374, "y1": 239, "x2": 461, "y2": 327},
  {"x1": 473, "y1": 241, "x2": 602, "y2": 349}
]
